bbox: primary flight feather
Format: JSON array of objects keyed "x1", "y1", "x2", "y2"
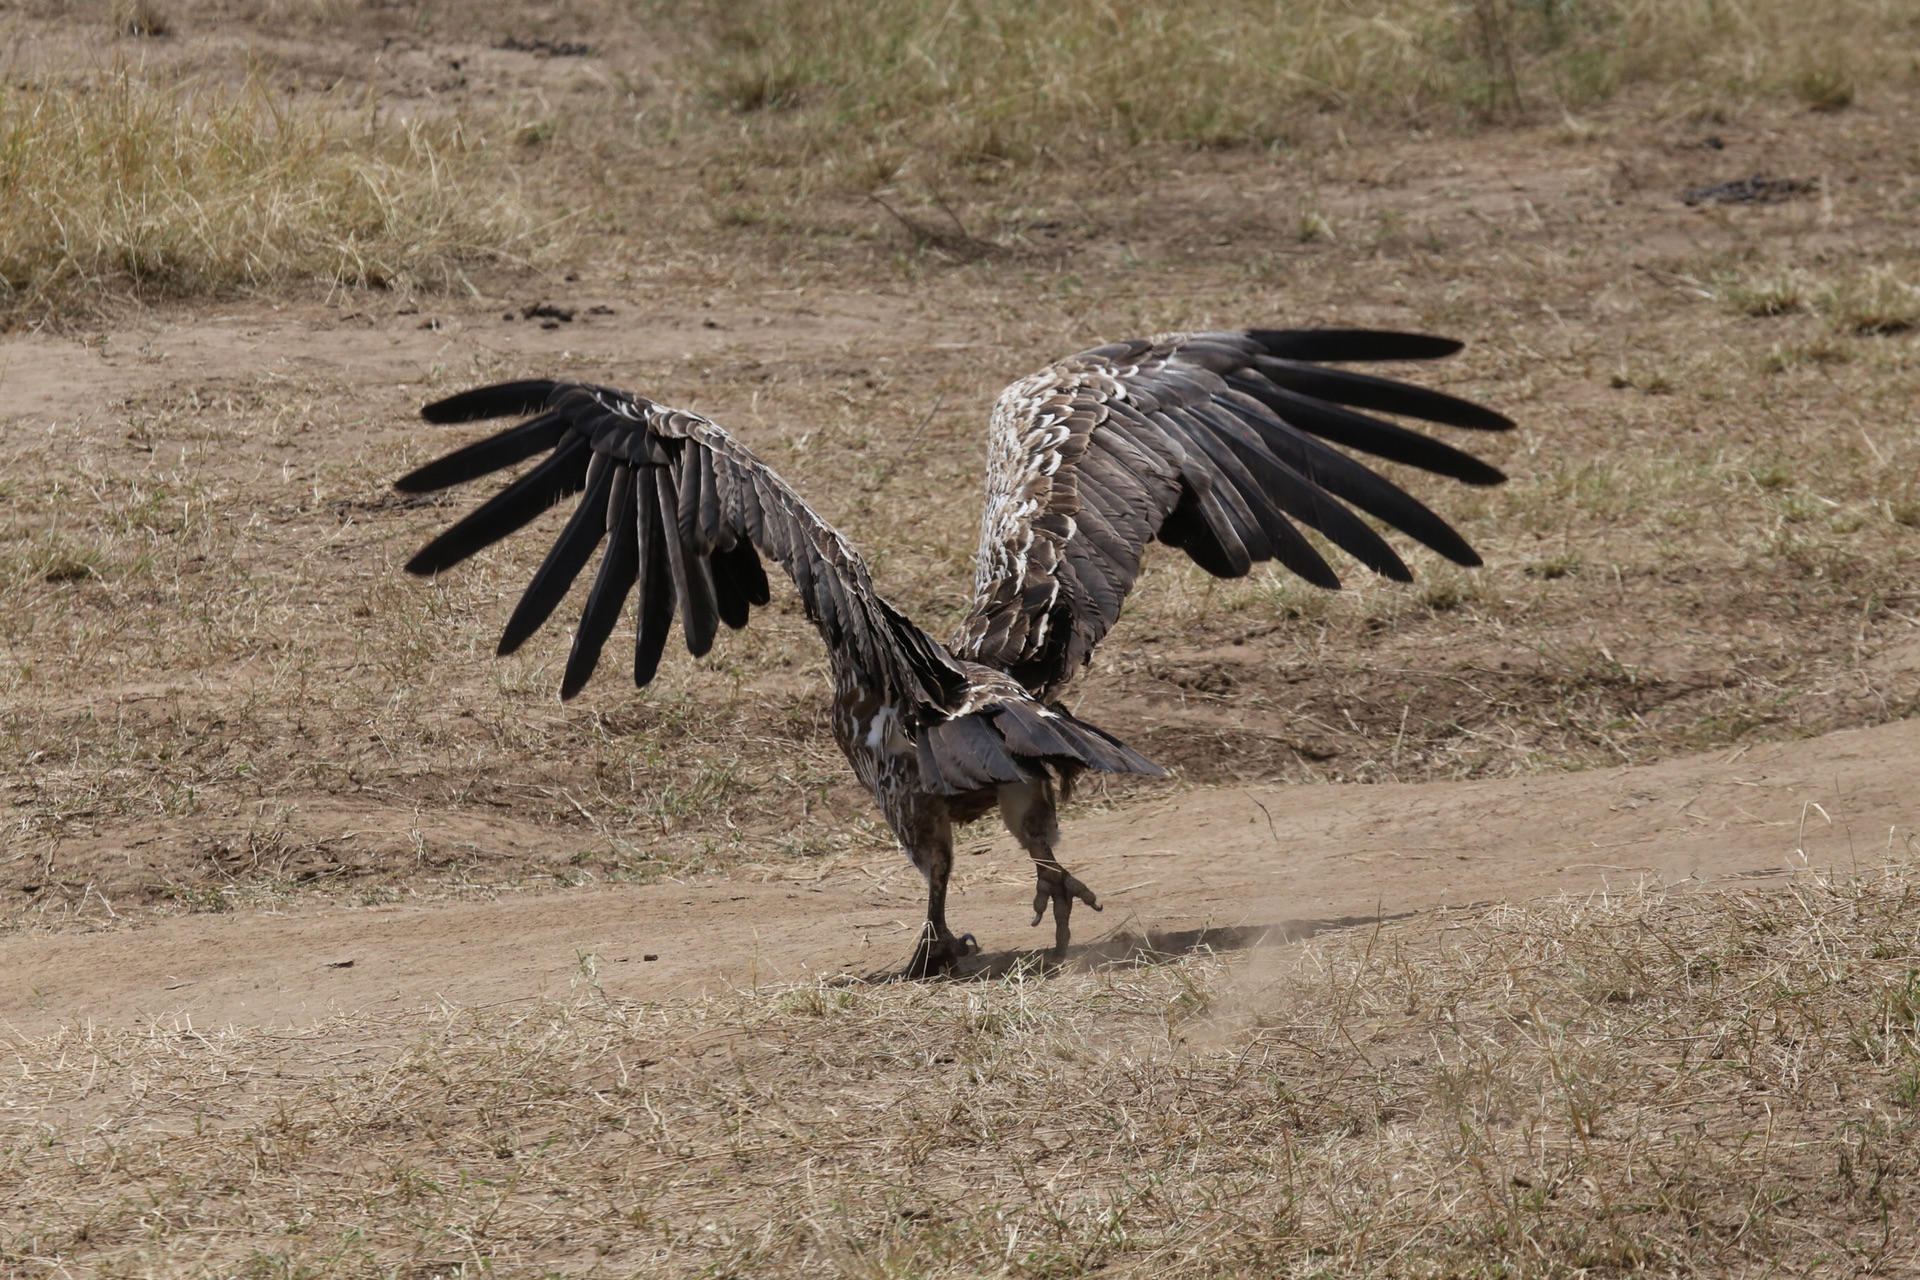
[{"x1": 399, "y1": 328, "x2": 1513, "y2": 975}]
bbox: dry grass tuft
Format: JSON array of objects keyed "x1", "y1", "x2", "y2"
[
  {"x1": 1722, "y1": 260, "x2": 1920, "y2": 334},
  {"x1": 1793, "y1": 55, "x2": 1858, "y2": 112},
  {"x1": 1722, "y1": 266, "x2": 1817, "y2": 317},
  {"x1": 116, "y1": 0, "x2": 170, "y2": 38},
  {"x1": 1829, "y1": 266, "x2": 1920, "y2": 336},
  {"x1": 10, "y1": 862, "x2": 1920, "y2": 1274},
  {"x1": 0, "y1": 68, "x2": 537, "y2": 325}
]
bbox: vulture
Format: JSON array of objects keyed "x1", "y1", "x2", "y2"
[{"x1": 398, "y1": 328, "x2": 1513, "y2": 975}]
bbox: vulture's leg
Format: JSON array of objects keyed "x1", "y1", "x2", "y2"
[
  {"x1": 899, "y1": 798, "x2": 976, "y2": 977},
  {"x1": 1031, "y1": 858, "x2": 1102, "y2": 959},
  {"x1": 998, "y1": 778, "x2": 1101, "y2": 958}
]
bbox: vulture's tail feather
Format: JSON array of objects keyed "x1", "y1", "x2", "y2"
[{"x1": 916, "y1": 702, "x2": 1165, "y2": 795}]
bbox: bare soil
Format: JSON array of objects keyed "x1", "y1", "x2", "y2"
[{"x1": 6, "y1": 715, "x2": 1917, "y2": 1039}]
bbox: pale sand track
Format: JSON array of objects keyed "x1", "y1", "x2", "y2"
[{"x1": 7, "y1": 717, "x2": 1913, "y2": 1038}]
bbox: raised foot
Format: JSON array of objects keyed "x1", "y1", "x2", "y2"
[
  {"x1": 1031, "y1": 863, "x2": 1102, "y2": 958},
  {"x1": 902, "y1": 928, "x2": 979, "y2": 980}
]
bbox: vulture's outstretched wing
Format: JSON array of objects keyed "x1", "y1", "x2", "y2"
[
  {"x1": 954, "y1": 329, "x2": 1514, "y2": 700},
  {"x1": 399, "y1": 381, "x2": 964, "y2": 709}
]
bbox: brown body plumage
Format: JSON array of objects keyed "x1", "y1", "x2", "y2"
[{"x1": 399, "y1": 329, "x2": 1513, "y2": 975}]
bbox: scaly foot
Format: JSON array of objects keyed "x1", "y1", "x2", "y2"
[
  {"x1": 903, "y1": 925, "x2": 979, "y2": 979},
  {"x1": 1031, "y1": 863, "x2": 1101, "y2": 958}
]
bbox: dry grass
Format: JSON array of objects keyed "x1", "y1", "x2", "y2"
[
  {"x1": 1721, "y1": 260, "x2": 1920, "y2": 333},
  {"x1": 1827, "y1": 266, "x2": 1920, "y2": 336},
  {"x1": 664, "y1": 0, "x2": 1920, "y2": 181},
  {"x1": 10, "y1": 862, "x2": 1920, "y2": 1275},
  {"x1": 0, "y1": 67, "x2": 537, "y2": 325}
]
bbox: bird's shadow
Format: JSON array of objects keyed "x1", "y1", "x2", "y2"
[{"x1": 860, "y1": 912, "x2": 1414, "y2": 984}]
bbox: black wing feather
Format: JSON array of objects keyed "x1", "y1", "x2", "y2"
[
  {"x1": 1217, "y1": 390, "x2": 1482, "y2": 565},
  {"x1": 722, "y1": 540, "x2": 771, "y2": 607},
  {"x1": 1188, "y1": 401, "x2": 1412, "y2": 581},
  {"x1": 1254, "y1": 357, "x2": 1513, "y2": 431},
  {"x1": 709, "y1": 541, "x2": 770, "y2": 631},
  {"x1": 497, "y1": 452, "x2": 616, "y2": 655},
  {"x1": 652, "y1": 467, "x2": 719, "y2": 659},
  {"x1": 1229, "y1": 376, "x2": 1507, "y2": 486},
  {"x1": 1160, "y1": 486, "x2": 1259, "y2": 581},
  {"x1": 686, "y1": 553, "x2": 723, "y2": 656},
  {"x1": 632, "y1": 468, "x2": 675, "y2": 687},
  {"x1": 404, "y1": 436, "x2": 591, "y2": 576},
  {"x1": 562, "y1": 466, "x2": 641, "y2": 699},
  {"x1": 1245, "y1": 329, "x2": 1463, "y2": 363},
  {"x1": 396, "y1": 413, "x2": 569, "y2": 494},
  {"x1": 422, "y1": 380, "x2": 562, "y2": 425},
  {"x1": 676, "y1": 447, "x2": 705, "y2": 549}
]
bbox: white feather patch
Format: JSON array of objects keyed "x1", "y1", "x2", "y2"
[{"x1": 864, "y1": 704, "x2": 912, "y2": 756}]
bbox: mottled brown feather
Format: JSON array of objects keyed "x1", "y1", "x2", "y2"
[{"x1": 953, "y1": 329, "x2": 1510, "y2": 699}]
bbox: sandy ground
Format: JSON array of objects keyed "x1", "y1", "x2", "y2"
[{"x1": 8, "y1": 714, "x2": 1913, "y2": 1039}]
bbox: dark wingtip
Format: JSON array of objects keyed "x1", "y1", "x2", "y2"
[
  {"x1": 403, "y1": 548, "x2": 443, "y2": 577},
  {"x1": 421, "y1": 380, "x2": 561, "y2": 424},
  {"x1": 1248, "y1": 329, "x2": 1464, "y2": 363},
  {"x1": 393, "y1": 455, "x2": 473, "y2": 494},
  {"x1": 1447, "y1": 403, "x2": 1517, "y2": 433},
  {"x1": 1301, "y1": 560, "x2": 1342, "y2": 592},
  {"x1": 403, "y1": 528, "x2": 485, "y2": 578}
]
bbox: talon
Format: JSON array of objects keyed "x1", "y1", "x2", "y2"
[
  {"x1": 1031, "y1": 862, "x2": 1104, "y2": 959},
  {"x1": 904, "y1": 925, "x2": 977, "y2": 979},
  {"x1": 1064, "y1": 873, "x2": 1101, "y2": 912}
]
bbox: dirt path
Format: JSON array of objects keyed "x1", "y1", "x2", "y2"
[{"x1": 6, "y1": 716, "x2": 1912, "y2": 1037}]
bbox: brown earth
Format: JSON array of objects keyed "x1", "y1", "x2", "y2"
[{"x1": 7, "y1": 713, "x2": 1915, "y2": 1039}]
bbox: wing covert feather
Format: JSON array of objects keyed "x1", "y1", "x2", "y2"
[{"x1": 954, "y1": 328, "x2": 1511, "y2": 698}]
